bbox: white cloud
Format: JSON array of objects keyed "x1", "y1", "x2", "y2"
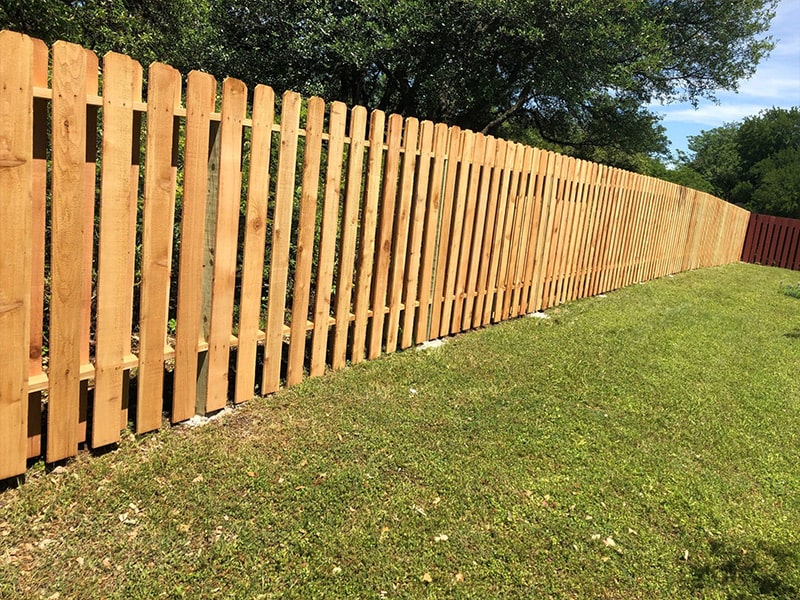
[{"x1": 659, "y1": 0, "x2": 800, "y2": 153}]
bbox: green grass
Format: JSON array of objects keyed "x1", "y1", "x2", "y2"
[{"x1": 2, "y1": 263, "x2": 799, "y2": 599}]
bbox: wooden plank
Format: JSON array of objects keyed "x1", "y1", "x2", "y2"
[
  {"x1": 401, "y1": 121, "x2": 435, "y2": 349},
  {"x1": 194, "y1": 116, "x2": 221, "y2": 413},
  {"x1": 414, "y1": 123, "x2": 449, "y2": 343},
  {"x1": 92, "y1": 52, "x2": 142, "y2": 447},
  {"x1": 572, "y1": 162, "x2": 600, "y2": 301},
  {"x1": 287, "y1": 96, "x2": 325, "y2": 386},
  {"x1": 504, "y1": 145, "x2": 535, "y2": 319},
  {"x1": 350, "y1": 109, "x2": 385, "y2": 364},
  {"x1": 566, "y1": 160, "x2": 589, "y2": 301},
  {"x1": 452, "y1": 133, "x2": 486, "y2": 330},
  {"x1": 46, "y1": 41, "x2": 88, "y2": 462},
  {"x1": 550, "y1": 157, "x2": 577, "y2": 307},
  {"x1": 233, "y1": 85, "x2": 274, "y2": 401},
  {"x1": 529, "y1": 153, "x2": 562, "y2": 311},
  {"x1": 519, "y1": 149, "x2": 548, "y2": 314},
  {"x1": 429, "y1": 126, "x2": 462, "y2": 336},
  {"x1": 367, "y1": 113, "x2": 403, "y2": 360},
  {"x1": 205, "y1": 78, "x2": 246, "y2": 412},
  {"x1": 440, "y1": 129, "x2": 475, "y2": 335},
  {"x1": 77, "y1": 49, "x2": 99, "y2": 445},
  {"x1": 540, "y1": 155, "x2": 569, "y2": 310},
  {"x1": 0, "y1": 31, "x2": 33, "y2": 478},
  {"x1": 508, "y1": 147, "x2": 538, "y2": 316},
  {"x1": 136, "y1": 62, "x2": 181, "y2": 433},
  {"x1": 262, "y1": 91, "x2": 301, "y2": 394},
  {"x1": 385, "y1": 118, "x2": 419, "y2": 353},
  {"x1": 586, "y1": 165, "x2": 614, "y2": 298},
  {"x1": 27, "y1": 38, "x2": 48, "y2": 459},
  {"x1": 174, "y1": 71, "x2": 217, "y2": 419},
  {"x1": 599, "y1": 169, "x2": 626, "y2": 294},
  {"x1": 309, "y1": 101, "x2": 347, "y2": 376},
  {"x1": 483, "y1": 142, "x2": 516, "y2": 323},
  {"x1": 611, "y1": 171, "x2": 636, "y2": 290},
  {"x1": 331, "y1": 106, "x2": 368, "y2": 369},
  {"x1": 462, "y1": 136, "x2": 496, "y2": 328}
]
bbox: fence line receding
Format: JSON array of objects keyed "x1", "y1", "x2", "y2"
[{"x1": 0, "y1": 31, "x2": 751, "y2": 480}]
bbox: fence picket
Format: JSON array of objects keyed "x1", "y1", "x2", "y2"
[
  {"x1": 462, "y1": 136, "x2": 497, "y2": 328},
  {"x1": 368, "y1": 114, "x2": 403, "y2": 359},
  {"x1": 27, "y1": 38, "x2": 48, "y2": 458},
  {"x1": 440, "y1": 130, "x2": 475, "y2": 335},
  {"x1": 287, "y1": 96, "x2": 325, "y2": 386},
  {"x1": 331, "y1": 106, "x2": 368, "y2": 369},
  {"x1": 0, "y1": 31, "x2": 33, "y2": 478},
  {"x1": 205, "y1": 78, "x2": 247, "y2": 412},
  {"x1": 385, "y1": 118, "x2": 419, "y2": 353},
  {"x1": 136, "y1": 63, "x2": 181, "y2": 433},
  {"x1": 430, "y1": 127, "x2": 462, "y2": 336},
  {"x1": 401, "y1": 120, "x2": 435, "y2": 349},
  {"x1": 310, "y1": 101, "x2": 347, "y2": 376},
  {"x1": 235, "y1": 85, "x2": 275, "y2": 401},
  {"x1": 414, "y1": 123, "x2": 449, "y2": 343},
  {"x1": 47, "y1": 41, "x2": 90, "y2": 461},
  {"x1": 174, "y1": 72, "x2": 217, "y2": 419},
  {"x1": 453, "y1": 133, "x2": 486, "y2": 330},
  {"x1": 93, "y1": 52, "x2": 142, "y2": 446},
  {"x1": 351, "y1": 110, "x2": 386, "y2": 364},
  {"x1": 262, "y1": 91, "x2": 301, "y2": 394}
]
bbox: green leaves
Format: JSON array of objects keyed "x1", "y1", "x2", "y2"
[{"x1": 676, "y1": 107, "x2": 799, "y2": 217}]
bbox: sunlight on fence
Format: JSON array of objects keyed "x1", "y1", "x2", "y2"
[{"x1": 0, "y1": 31, "x2": 751, "y2": 479}]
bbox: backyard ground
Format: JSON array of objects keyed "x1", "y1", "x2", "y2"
[{"x1": 1, "y1": 262, "x2": 798, "y2": 599}]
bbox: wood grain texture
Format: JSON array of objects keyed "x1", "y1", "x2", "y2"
[
  {"x1": 287, "y1": 96, "x2": 325, "y2": 386},
  {"x1": 262, "y1": 91, "x2": 301, "y2": 394},
  {"x1": 137, "y1": 62, "x2": 181, "y2": 433},
  {"x1": 414, "y1": 123, "x2": 449, "y2": 344},
  {"x1": 385, "y1": 118, "x2": 419, "y2": 353},
  {"x1": 331, "y1": 106, "x2": 368, "y2": 369},
  {"x1": 429, "y1": 127, "x2": 462, "y2": 336},
  {"x1": 93, "y1": 52, "x2": 142, "y2": 447},
  {"x1": 174, "y1": 72, "x2": 218, "y2": 419},
  {"x1": 47, "y1": 41, "x2": 89, "y2": 461},
  {"x1": 310, "y1": 101, "x2": 347, "y2": 375},
  {"x1": 401, "y1": 120, "x2": 434, "y2": 349},
  {"x1": 0, "y1": 31, "x2": 33, "y2": 478},
  {"x1": 350, "y1": 109, "x2": 385, "y2": 364},
  {"x1": 367, "y1": 113, "x2": 403, "y2": 360},
  {"x1": 205, "y1": 78, "x2": 246, "y2": 412}
]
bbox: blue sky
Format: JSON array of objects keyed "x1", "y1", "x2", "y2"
[{"x1": 654, "y1": 0, "x2": 800, "y2": 157}]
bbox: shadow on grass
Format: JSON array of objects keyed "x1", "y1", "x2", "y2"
[
  {"x1": 691, "y1": 538, "x2": 799, "y2": 599},
  {"x1": 783, "y1": 328, "x2": 800, "y2": 339}
]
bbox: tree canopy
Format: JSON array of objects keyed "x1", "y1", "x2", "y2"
[
  {"x1": 1, "y1": 0, "x2": 777, "y2": 169},
  {"x1": 673, "y1": 107, "x2": 800, "y2": 218}
]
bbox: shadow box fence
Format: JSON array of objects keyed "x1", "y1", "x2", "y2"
[
  {"x1": 741, "y1": 213, "x2": 800, "y2": 271},
  {"x1": 0, "y1": 31, "x2": 751, "y2": 480}
]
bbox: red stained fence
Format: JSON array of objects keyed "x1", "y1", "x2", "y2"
[{"x1": 741, "y1": 213, "x2": 800, "y2": 271}]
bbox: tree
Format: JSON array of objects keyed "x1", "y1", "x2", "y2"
[
  {"x1": 2, "y1": 0, "x2": 778, "y2": 169},
  {"x1": 677, "y1": 107, "x2": 799, "y2": 217}
]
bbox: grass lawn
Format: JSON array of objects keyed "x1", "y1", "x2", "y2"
[{"x1": 1, "y1": 262, "x2": 798, "y2": 599}]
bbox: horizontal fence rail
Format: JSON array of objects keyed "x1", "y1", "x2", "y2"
[
  {"x1": 0, "y1": 31, "x2": 751, "y2": 479},
  {"x1": 741, "y1": 213, "x2": 800, "y2": 271}
]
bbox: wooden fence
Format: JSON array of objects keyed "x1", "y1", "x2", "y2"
[
  {"x1": 741, "y1": 213, "x2": 800, "y2": 271},
  {"x1": 0, "y1": 31, "x2": 751, "y2": 480}
]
